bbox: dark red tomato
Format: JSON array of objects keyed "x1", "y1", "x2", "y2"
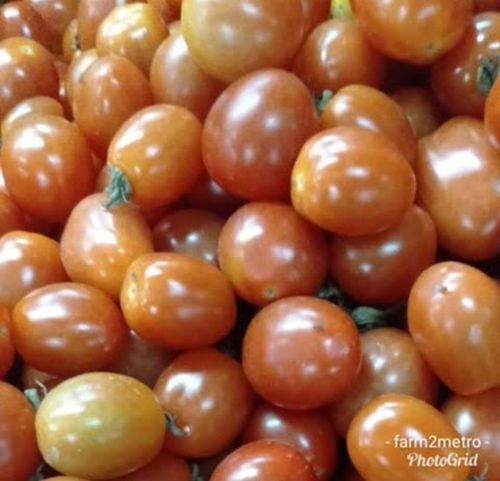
[
  {"x1": 12, "y1": 282, "x2": 127, "y2": 376},
  {"x1": 203, "y1": 69, "x2": 318, "y2": 201},
  {"x1": 0, "y1": 37, "x2": 59, "y2": 121},
  {"x1": 347, "y1": 394, "x2": 469, "y2": 481},
  {"x1": 121, "y1": 253, "x2": 236, "y2": 350},
  {"x1": 0, "y1": 305, "x2": 15, "y2": 378},
  {"x1": 408, "y1": 262, "x2": 500, "y2": 395},
  {"x1": 330, "y1": 328, "x2": 439, "y2": 438},
  {"x1": 22, "y1": 364, "x2": 64, "y2": 392},
  {"x1": 153, "y1": 209, "x2": 224, "y2": 265},
  {"x1": 391, "y1": 87, "x2": 444, "y2": 139},
  {"x1": 241, "y1": 403, "x2": 338, "y2": 481},
  {"x1": 0, "y1": 191, "x2": 27, "y2": 236},
  {"x1": 300, "y1": 0, "x2": 330, "y2": 36},
  {"x1": 443, "y1": 387, "x2": 500, "y2": 480},
  {"x1": 330, "y1": 205, "x2": 437, "y2": 306},
  {"x1": 150, "y1": 31, "x2": 226, "y2": 121},
  {"x1": 320, "y1": 84, "x2": 418, "y2": 165},
  {"x1": 0, "y1": 381, "x2": 41, "y2": 481},
  {"x1": 154, "y1": 348, "x2": 254, "y2": 458},
  {"x1": 416, "y1": 117, "x2": 500, "y2": 260},
  {"x1": 218, "y1": 203, "x2": 329, "y2": 306},
  {"x1": 485, "y1": 76, "x2": 500, "y2": 150},
  {"x1": 291, "y1": 126, "x2": 416, "y2": 236},
  {"x1": 474, "y1": 0, "x2": 500, "y2": 10},
  {"x1": 293, "y1": 18, "x2": 386, "y2": 94},
  {"x1": 65, "y1": 48, "x2": 99, "y2": 105},
  {"x1": 243, "y1": 296, "x2": 361, "y2": 410},
  {"x1": 182, "y1": 0, "x2": 305, "y2": 82},
  {"x1": 0, "y1": 231, "x2": 68, "y2": 312},
  {"x1": 113, "y1": 452, "x2": 191, "y2": 481},
  {"x1": 431, "y1": 12, "x2": 500, "y2": 117},
  {"x1": 210, "y1": 440, "x2": 317, "y2": 481},
  {"x1": 147, "y1": 0, "x2": 181, "y2": 24},
  {"x1": 109, "y1": 330, "x2": 177, "y2": 388},
  {"x1": 2, "y1": 114, "x2": 96, "y2": 223},
  {"x1": 337, "y1": 466, "x2": 365, "y2": 481},
  {"x1": 73, "y1": 55, "x2": 153, "y2": 159},
  {"x1": 352, "y1": 0, "x2": 473, "y2": 65}
]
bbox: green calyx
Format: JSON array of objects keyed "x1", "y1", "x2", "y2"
[
  {"x1": 24, "y1": 381, "x2": 48, "y2": 411},
  {"x1": 314, "y1": 90, "x2": 334, "y2": 115},
  {"x1": 477, "y1": 54, "x2": 499, "y2": 96},
  {"x1": 103, "y1": 165, "x2": 132, "y2": 209},
  {"x1": 331, "y1": 0, "x2": 354, "y2": 20},
  {"x1": 165, "y1": 413, "x2": 186, "y2": 438},
  {"x1": 191, "y1": 463, "x2": 205, "y2": 481}
]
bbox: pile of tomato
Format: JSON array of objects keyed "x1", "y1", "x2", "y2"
[{"x1": 0, "y1": 0, "x2": 499, "y2": 480}]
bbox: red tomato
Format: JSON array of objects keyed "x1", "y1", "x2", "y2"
[
  {"x1": 65, "y1": 48, "x2": 99, "y2": 105},
  {"x1": 474, "y1": 0, "x2": 500, "y2": 10},
  {"x1": 300, "y1": 0, "x2": 330, "y2": 36},
  {"x1": 243, "y1": 296, "x2": 361, "y2": 410},
  {"x1": 0, "y1": 305, "x2": 15, "y2": 378},
  {"x1": 485, "y1": 76, "x2": 500, "y2": 150},
  {"x1": 408, "y1": 262, "x2": 500, "y2": 395},
  {"x1": 113, "y1": 452, "x2": 191, "y2": 481},
  {"x1": 0, "y1": 191, "x2": 27, "y2": 237}
]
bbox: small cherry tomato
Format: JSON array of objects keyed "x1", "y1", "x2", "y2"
[
  {"x1": 243, "y1": 296, "x2": 361, "y2": 409},
  {"x1": 485, "y1": 76, "x2": 500, "y2": 149},
  {"x1": 113, "y1": 452, "x2": 191, "y2": 481},
  {"x1": 154, "y1": 348, "x2": 254, "y2": 458},
  {"x1": 408, "y1": 262, "x2": 500, "y2": 395},
  {"x1": 0, "y1": 191, "x2": 27, "y2": 237},
  {"x1": 65, "y1": 48, "x2": 99, "y2": 106},
  {"x1": 0, "y1": 305, "x2": 15, "y2": 378}
]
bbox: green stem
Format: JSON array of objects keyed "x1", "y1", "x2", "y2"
[
  {"x1": 314, "y1": 90, "x2": 333, "y2": 115},
  {"x1": 351, "y1": 303, "x2": 406, "y2": 333},
  {"x1": 28, "y1": 462, "x2": 45, "y2": 481},
  {"x1": 331, "y1": 0, "x2": 353, "y2": 19},
  {"x1": 24, "y1": 384, "x2": 47, "y2": 411},
  {"x1": 103, "y1": 165, "x2": 132, "y2": 209},
  {"x1": 165, "y1": 413, "x2": 185, "y2": 438},
  {"x1": 477, "y1": 54, "x2": 499, "y2": 95},
  {"x1": 191, "y1": 463, "x2": 205, "y2": 481},
  {"x1": 316, "y1": 280, "x2": 347, "y2": 307}
]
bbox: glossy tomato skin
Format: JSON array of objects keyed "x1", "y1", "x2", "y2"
[
  {"x1": 108, "y1": 105, "x2": 203, "y2": 211},
  {"x1": 416, "y1": 117, "x2": 500, "y2": 260},
  {"x1": 474, "y1": 0, "x2": 500, "y2": 10},
  {"x1": 60, "y1": 193, "x2": 154, "y2": 300},
  {"x1": 210, "y1": 440, "x2": 317, "y2": 481},
  {"x1": 241, "y1": 403, "x2": 338, "y2": 481},
  {"x1": 150, "y1": 31, "x2": 226, "y2": 121},
  {"x1": 0, "y1": 37, "x2": 59, "y2": 121},
  {"x1": 73, "y1": 55, "x2": 153, "y2": 159},
  {"x1": 0, "y1": 381, "x2": 41, "y2": 481},
  {"x1": 291, "y1": 126, "x2": 416, "y2": 236},
  {"x1": 65, "y1": 48, "x2": 99, "y2": 106},
  {"x1": 330, "y1": 328, "x2": 439, "y2": 438},
  {"x1": 485, "y1": 76, "x2": 500, "y2": 150},
  {"x1": 218, "y1": 203, "x2": 329, "y2": 306},
  {"x1": 203, "y1": 69, "x2": 317, "y2": 202},
  {"x1": 408, "y1": 262, "x2": 500, "y2": 395},
  {"x1": 347, "y1": 394, "x2": 470, "y2": 481},
  {"x1": 443, "y1": 387, "x2": 500, "y2": 480},
  {"x1": 153, "y1": 209, "x2": 224, "y2": 265},
  {"x1": 36, "y1": 373, "x2": 165, "y2": 480},
  {"x1": 113, "y1": 452, "x2": 191, "y2": 481},
  {"x1": 2, "y1": 115, "x2": 97, "y2": 223},
  {"x1": 0, "y1": 191, "x2": 27, "y2": 237},
  {"x1": 320, "y1": 84, "x2": 418, "y2": 165},
  {"x1": 96, "y1": 3, "x2": 168, "y2": 75},
  {"x1": 0, "y1": 305, "x2": 15, "y2": 378},
  {"x1": 293, "y1": 18, "x2": 386, "y2": 94},
  {"x1": 431, "y1": 12, "x2": 500, "y2": 117},
  {"x1": 121, "y1": 253, "x2": 236, "y2": 350},
  {"x1": 12, "y1": 282, "x2": 127, "y2": 376},
  {"x1": 352, "y1": 0, "x2": 473, "y2": 65},
  {"x1": 330, "y1": 205, "x2": 437, "y2": 306},
  {"x1": 243, "y1": 296, "x2": 361, "y2": 410},
  {"x1": 300, "y1": 0, "x2": 330, "y2": 36},
  {"x1": 181, "y1": 0, "x2": 305, "y2": 83},
  {"x1": 154, "y1": 348, "x2": 254, "y2": 458}
]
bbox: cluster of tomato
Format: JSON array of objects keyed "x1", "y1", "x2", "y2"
[{"x1": 0, "y1": 0, "x2": 499, "y2": 480}]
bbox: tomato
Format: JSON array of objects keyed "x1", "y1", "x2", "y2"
[
  {"x1": 147, "y1": 0, "x2": 181, "y2": 24},
  {"x1": 0, "y1": 381, "x2": 41, "y2": 481},
  {"x1": 44, "y1": 478, "x2": 89, "y2": 481},
  {"x1": 243, "y1": 296, "x2": 361, "y2": 409},
  {"x1": 2, "y1": 114, "x2": 96, "y2": 223},
  {"x1": 320, "y1": 84, "x2": 418, "y2": 165},
  {"x1": 391, "y1": 87, "x2": 444, "y2": 139},
  {"x1": 416, "y1": 117, "x2": 500, "y2": 260},
  {"x1": 485, "y1": 76, "x2": 500, "y2": 150},
  {"x1": 330, "y1": 205, "x2": 437, "y2": 306},
  {"x1": 113, "y1": 452, "x2": 191, "y2": 481},
  {"x1": 0, "y1": 192, "x2": 27, "y2": 236},
  {"x1": 0, "y1": 231, "x2": 68, "y2": 311},
  {"x1": 65, "y1": 48, "x2": 99, "y2": 106},
  {"x1": 153, "y1": 209, "x2": 224, "y2": 265},
  {"x1": 22, "y1": 364, "x2": 64, "y2": 392},
  {"x1": 0, "y1": 305, "x2": 15, "y2": 378},
  {"x1": 62, "y1": 18, "x2": 79, "y2": 62},
  {"x1": 443, "y1": 387, "x2": 500, "y2": 480},
  {"x1": 431, "y1": 12, "x2": 500, "y2": 117},
  {"x1": 96, "y1": 3, "x2": 168, "y2": 75},
  {"x1": 60, "y1": 193, "x2": 154, "y2": 300},
  {"x1": 121, "y1": 253, "x2": 236, "y2": 349},
  {"x1": 300, "y1": 0, "x2": 330, "y2": 36},
  {"x1": 73, "y1": 55, "x2": 153, "y2": 159},
  {"x1": 203, "y1": 69, "x2": 318, "y2": 201},
  {"x1": 149, "y1": 31, "x2": 225, "y2": 121},
  {"x1": 218, "y1": 202, "x2": 329, "y2": 306},
  {"x1": 181, "y1": 0, "x2": 305, "y2": 83},
  {"x1": 0, "y1": 37, "x2": 59, "y2": 121},
  {"x1": 330, "y1": 328, "x2": 439, "y2": 438},
  {"x1": 154, "y1": 348, "x2": 254, "y2": 458},
  {"x1": 408, "y1": 262, "x2": 500, "y2": 395},
  {"x1": 241, "y1": 403, "x2": 338, "y2": 481},
  {"x1": 352, "y1": 0, "x2": 473, "y2": 65},
  {"x1": 293, "y1": 18, "x2": 386, "y2": 94},
  {"x1": 291, "y1": 126, "x2": 416, "y2": 236},
  {"x1": 36, "y1": 372, "x2": 165, "y2": 480},
  {"x1": 347, "y1": 394, "x2": 470, "y2": 481},
  {"x1": 474, "y1": 0, "x2": 500, "y2": 10},
  {"x1": 210, "y1": 440, "x2": 317, "y2": 481}
]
